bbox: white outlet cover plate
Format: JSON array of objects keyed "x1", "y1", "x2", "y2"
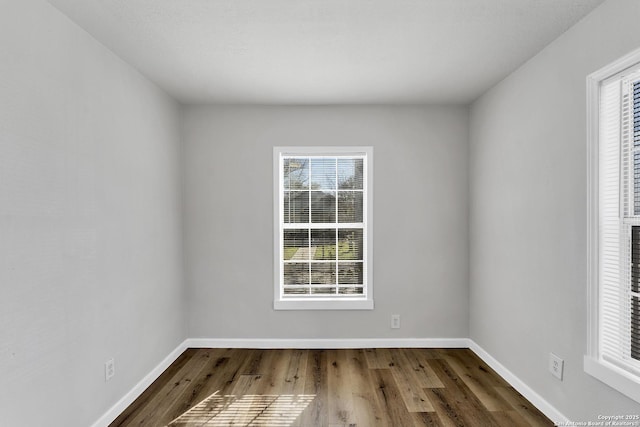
[
  {"x1": 105, "y1": 358, "x2": 115, "y2": 381},
  {"x1": 549, "y1": 352, "x2": 563, "y2": 380},
  {"x1": 391, "y1": 315, "x2": 400, "y2": 329}
]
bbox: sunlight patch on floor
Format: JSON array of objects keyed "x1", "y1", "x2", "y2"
[{"x1": 168, "y1": 391, "x2": 315, "y2": 426}]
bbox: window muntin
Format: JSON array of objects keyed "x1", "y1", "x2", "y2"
[{"x1": 274, "y1": 147, "x2": 373, "y2": 310}]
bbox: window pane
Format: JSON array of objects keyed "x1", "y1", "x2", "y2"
[
  {"x1": 635, "y1": 152, "x2": 640, "y2": 215},
  {"x1": 311, "y1": 191, "x2": 336, "y2": 223},
  {"x1": 633, "y1": 295, "x2": 640, "y2": 361},
  {"x1": 311, "y1": 158, "x2": 336, "y2": 190},
  {"x1": 338, "y1": 229, "x2": 363, "y2": 260},
  {"x1": 284, "y1": 158, "x2": 309, "y2": 190},
  {"x1": 311, "y1": 286, "x2": 336, "y2": 294},
  {"x1": 284, "y1": 191, "x2": 308, "y2": 223},
  {"x1": 284, "y1": 263, "x2": 309, "y2": 285},
  {"x1": 338, "y1": 262, "x2": 363, "y2": 285},
  {"x1": 338, "y1": 192, "x2": 363, "y2": 223},
  {"x1": 635, "y1": 80, "x2": 640, "y2": 214},
  {"x1": 338, "y1": 158, "x2": 363, "y2": 189},
  {"x1": 284, "y1": 230, "x2": 309, "y2": 261},
  {"x1": 311, "y1": 229, "x2": 336, "y2": 260},
  {"x1": 310, "y1": 263, "x2": 336, "y2": 285},
  {"x1": 284, "y1": 286, "x2": 309, "y2": 295},
  {"x1": 339, "y1": 286, "x2": 364, "y2": 295}
]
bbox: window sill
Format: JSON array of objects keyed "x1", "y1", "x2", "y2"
[
  {"x1": 274, "y1": 298, "x2": 374, "y2": 311},
  {"x1": 584, "y1": 356, "x2": 640, "y2": 404}
]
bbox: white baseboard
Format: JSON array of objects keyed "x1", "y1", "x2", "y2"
[
  {"x1": 185, "y1": 337, "x2": 469, "y2": 349},
  {"x1": 92, "y1": 337, "x2": 568, "y2": 426},
  {"x1": 468, "y1": 340, "x2": 569, "y2": 425},
  {"x1": 90, "y1": 339, "x2": 189, "y2": 427}
]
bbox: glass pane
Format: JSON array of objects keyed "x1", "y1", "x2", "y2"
[
  {"x1": 284, "y1": 263, "x2": 309, "y2": 285},
  {"x1": 310, "y1": 263, "x2": 336, "y2": 285},
  {"x1": 338, "y1": 158, "x2": 363, "y2": 189},
  {"x1": 284, "y1": 191, "x2": 308, "y2": 223},
  {"x1": 310, "y1": 158, "x2": 336, "y2": 190},
  {"x1": 284, "y1": 158, "x2": 309, "y2": 190},
  {"x1": 338, "y1": 229, "x2": 363, "y2": 260},
  {"x1": 635, "y1": 81, "x2": 640, "y2": 147},
  {"x1": 633, "y1": 295, "x2": 640, "y2": 360},
  {"x1": 338, "y1": 192, "x2": 363, "y2": 223},
  {"x1": 284, "y1": 230, "x2": 309, "y2": 261},
  {"x1": 311, "y1": 229, "x2": 336, "y2": 260},
  {"x1": 284, "y1": 286, "x2": 309, "y2": 295},
  {"x1": 311, "y1": 287, "x2": 336, "y2": 294},
  {"x1": 311, "y1": 191, "x2": 336, "y2": 223},
  {"x1": 338, "y1": 262, "x2": 363, "y2": 285},
  {"x1": 633, "y1": 226, "x2": 640, "y2": 293},
  {"x1": 635, "y1": 80, "x2": 640, "y2": 214},
  {"x1": 338, "y1": 286, "x2": 364, "y2": 295},
  {"x1": 635, "y1": 152, "x2": 640, "y2": 215}
]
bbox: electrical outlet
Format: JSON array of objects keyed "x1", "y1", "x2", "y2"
[
  {"x1": 105, "y1": 358, "x2": 115, "y2": 381},
  {"x1": 549, "y1": 353, "x2": 563, "y2": 380},
  {"x1": 391, "y1": 314, "x2": 401, "y2": 329}
]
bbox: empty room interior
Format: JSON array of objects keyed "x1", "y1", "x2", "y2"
[{"x1": 4, "y1": 0, "x2": 640, "y2": 426}]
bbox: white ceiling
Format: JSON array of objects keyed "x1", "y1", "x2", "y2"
[{"x1": 48, "y1": 0, "x2": 604, "y2": 105}]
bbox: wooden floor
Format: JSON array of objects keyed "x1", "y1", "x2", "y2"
[{"x1": 110, "y1": 348, "x2": 554, "y2": 427}]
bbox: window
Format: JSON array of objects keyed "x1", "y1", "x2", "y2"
[
  {"x1": 273, "y1": 147, "x2": 373, "y2": 310},
  {"x1": 586, "y1": 47, "x2": 640, "y2": 403}
]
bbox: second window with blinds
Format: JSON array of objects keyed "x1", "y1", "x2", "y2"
[
  {"x1": 586, "y1": 49, "x2": 640, "y2": 403},
  {"x1": 273, "y1": 147, "x2": 373, "y2": 310}
]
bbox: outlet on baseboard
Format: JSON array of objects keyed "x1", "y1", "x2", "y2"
[
  {"x1": 549, "y1": 353, "x2": 563, "y2": 380},
  {"x1": 391, "y1": 314, "x2": 401, "y2": 329},
  {"x1": 105, "y1": 358, "x2": 115, "y2": 381}
]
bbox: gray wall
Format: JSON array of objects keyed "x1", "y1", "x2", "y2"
[
  {"x1": 183, "y1": 105, "x2": 469, "y2": 340},
  {"x1": 469, "y1": 0, "x2": 640, "y2": 421},
  {"x1": 0, "y1": 1, "x2": 185, "y2": 426}
]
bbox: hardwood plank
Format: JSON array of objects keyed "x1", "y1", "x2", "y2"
[
  {"x1": 251, "y1": 349, "x2": 295, "y2": 395},
  {"x1": 389, "y1": 349, "x2": 435, "y2": 412},
  {"x1": 369, "y1": 368, "x2": 417, "y2": 427},
  {"x1": 364, "y1": 348, "x2": 399, "y2": 369},
  {"x1": 296, "y1": 349, "x2": 328, "y2": 427},
  {"x1": 489, "y1": 409, "x2": 533, "y2": 427},
  {"x1": 109, "y1": 348, "x2": 195, "y2": 427},
  {"x1": 440, "y1": 350, "x2": 511, "y2": 411},
  {"x1": 118, "y1": 348, "x2": 219, "y2": 426},
  {"x1": 428, "y1": 386, "x2": 471, "y2": 427},
  {"x1": 426, "y1": 358, "x2": 499, "y2": 427},
  {"x1": 412, "y1": 411, "x2": 446, "y2": 427},
  {"x1": 237, "y1": 348, "x2": 267, "y2": 375},
  {"x1": 160, "y1": 348, "x2": 250, "y2": 425},
  {"x1": 402, "y1": 348, "x2": 445, "y2": 388},
  {"x1": 327, "y1": 349, "x2": 356, "y2": 425},
  {"x1": 220, "y1": 374, "x2": 270, "y2": 426},
  {"x1": 167, "y1": 391, "x2": 227, "y2": 427},
  {"x1": 494, "y1": 386, "x2": 555, "y2": 426},
  {"x1": 279, "y1": 348, "x2": 308, "y2": 395},
  {"x1": 443, "y1": 349, "x2": 511, "y2": 387},
  {"x1": 345, "y1": 349, "x2": 386, "y2": 426},
  {"x1": 168, "y1": 375, "x2": 261, "y2": 426}
]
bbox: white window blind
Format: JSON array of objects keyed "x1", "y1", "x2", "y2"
[
  {"x1": 600, "y1": 73, "x2": 640, "y2": 374},
  {"x1": 586, "y1": 49, "x2": 640, "y2": 403},
  {"x1": 599, "y1": 75, "x2": 625, "y2": 369},
  {"x1": 273, "y1": 147, "x2": 373, "y2": 310}
]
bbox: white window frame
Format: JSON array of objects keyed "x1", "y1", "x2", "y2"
[
  {"x1": 586, "y1": 47, "x2": 640, "y2": 404},
  {"x1": 273, "y1": 146, "x2": 373, "y2": 310}
]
